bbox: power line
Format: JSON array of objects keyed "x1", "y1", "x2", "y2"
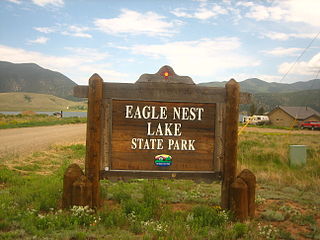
[{"x1": 279, "y1": 30, "x2": 320, "y2": 83}]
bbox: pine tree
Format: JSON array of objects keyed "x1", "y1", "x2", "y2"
[
  {"x1": 257, "y1": 106, "x2": 265, "y2": 115},
  {"x1": 249, "y1": 103, "x2": 257, "y2": 116}
]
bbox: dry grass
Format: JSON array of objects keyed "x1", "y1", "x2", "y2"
[
  {"x1": 1, "y1": 142, "x2": 85, "y2": 175},
  {"x1": 238, "y1": 131, "x2": 320, "y2": 192},
  {"x1": 0, "y1": 131, "x2": 319, "y2": 239},
  {"x1": 0, "y1": 92, "x2": 86, "y2": 111}
]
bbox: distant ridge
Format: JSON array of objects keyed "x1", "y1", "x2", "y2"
[
  {"x1": 200, "y1": 78, "x2": 320, "y2": 112},
  {"x1": 200, "y1": 78, "x2": 320, "y2": 94},
  {"x1": 253, "y1": 89, "x2": 320, "y2": 112},
  {"x1": 0, "y1": 61, "x2": 77, "y2": 100}
]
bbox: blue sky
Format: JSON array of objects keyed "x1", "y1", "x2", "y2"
[{"x1": 0, "y1": 0, "x2": 319, "y2": 85}]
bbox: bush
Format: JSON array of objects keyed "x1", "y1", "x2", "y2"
[{"x1": 188, "y1": 205, "x2": 229, "y2": 228}]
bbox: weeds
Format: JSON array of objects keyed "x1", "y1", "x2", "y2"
[
  {"x1": 0, "y1": 131, "x2": 319, "y2": 239},
  {"x1": 238, "y1": 131, "x2": 320, "y2": 192}
]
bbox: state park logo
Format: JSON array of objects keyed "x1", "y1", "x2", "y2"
[{"x1": 154, "y1": 154, "x2": 172, "y2": 167}]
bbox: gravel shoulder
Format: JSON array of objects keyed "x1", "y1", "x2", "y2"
[{"x1": 0, "y1": 124, "x2": 86, "y2": 157}]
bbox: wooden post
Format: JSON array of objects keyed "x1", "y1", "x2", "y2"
[
  {"x1": 86, "y1": 73, "x2": 103, "y2": 208},
  {"x1": 231, "y1": 177, "x2": 248, "y2": 222},
  {"x1": 238, "y1": 169, "x2": 256, "y2": 218},
  {"x1": 62, "y1": 164, "x2": 84, "y2": 209},
  {"x1": 221, "y1": 79, "x2": 240, "y2": 209},
  {"x1": 214, "y1": 103, "x2": 225, "y2": 172},
  {"x1": 72, "y1": 175, "x2": 93, "y2": 207}
]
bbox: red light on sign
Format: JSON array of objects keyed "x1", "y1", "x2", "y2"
[{"x1": 163, "y1": 71, "x2": 169, "y2": 79}]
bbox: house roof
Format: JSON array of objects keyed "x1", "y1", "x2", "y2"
[{"x1": 275, "y1": 106, "x2": 320, "y2": 120}]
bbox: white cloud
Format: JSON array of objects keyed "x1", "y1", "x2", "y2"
[
  {"x1": 129, "y1": 38, "x2": 259, "y2": 78},
  {"x1": 171, "y1": 8, "x2": 193, "y2": 18},
  {"x1": 0, "y1": 45, "x2": 127, "y2": 84},
  {"x1": 6, "y1": 0, "x2": 21, "y2": 4},
  {"x1": 171, "y1": 3, "x2": 228, "y2": 20},
  {"x1": 34, "y1": 25, "x2": 92, "y2": 38},
  {"x1": 262, "y1": 47, "x2": 302, "y2": 56},
  {"x1": 245, "y1": 4, "x2": 286, "y2": 21},
  {"x1": 64, "y1": 47, "x2": 109, "y2": 62},
  {"x1": 28, "y1": 37, "x2": 49, "y2": 44},
  {"x1": 94, "y1": 9, "x2": 180, "y2": 37},
  {"x1": 34, "y1": 27, "x2": 56, "y2": 34},
  {"x1": 262, "y1": 31, "x2": 318, "y2": 41},
  {"x1": 280, "y1": 0, "x2": 320, "y2": 27},
  {"x1": 32, "y1": 0, "x2": 64, "y2": 7},
  {"x1": 79, "y1": 64, "x2": 128, "y2": 79},
  {"x1": 236, "y1": 1, "x2": 254, "y2": 8},
  {"x1": 244, "y1": 0, "x2": 320, "y2": 27},
  {"x1": 278, "y1": 52, "x2": 320, "y2": 76},
  {"x1": 61, "y1": 25, "x2": 92, "y2": 38},
  {"x1": 262, "y1": 32, "x2": 290, "y2": 41}
]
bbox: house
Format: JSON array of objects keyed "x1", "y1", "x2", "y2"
[{"x1": 268, "y1": 106, "x2": 320, "y2": 127}]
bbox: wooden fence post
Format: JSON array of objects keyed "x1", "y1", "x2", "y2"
[
  {"x1": 72, "y1": 175, "x2": 93, "y2": 207},
  {"x1": 231, "y1": 177, "x2": 248, "y2": 222},
  {"x1": 62, "y1": 164, "x2": 84, "y2": 209},
  {"x1": 86, "y1": 73, "x2": 103, "y2": 208},
  {"x1": 221, "y1": 79, "x2": 240, "y2": 209},
  {"x1": 238, "y1": 169, "x2": 256, "y2": 218}
]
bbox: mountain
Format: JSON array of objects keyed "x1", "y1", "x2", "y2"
[
  {"x1": 253, "y1": 89, "x2": 320, "y2": 112},
  {"x1": 0, "y1": 61, "x2": 77, "y2": 100},
  {"x1": 200, "y1": 78, "x2": 320, "y2": 94},
  {"x1": 200, "y1": 78, "x2": 320, "y2": 112}
]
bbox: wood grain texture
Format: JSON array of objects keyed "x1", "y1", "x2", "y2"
[
  {"x1": 213, "y1": 103, "x2": 225, "y2": 171},
  {"x1": 62, "y1": 164, "x2": 84, "y2": 209},
  {"x1": 231, "y1": 177, "x2": 248, "y2": 222},
  {"x1": 136, "y1": 65, "x2": 195, "y2": 84},
  {"x1": 221, "y1": 79, "x2": 240, "y2": 210},
  {"x1": 102, "y1": 100, "x2": 111, "y2": 171},
  {"x1": 86, "y1": 73, "x2": 103, "y2": 208},
  {"x1": 72, "y1": 175, "x2": 92, "y2": 207},
  {"x1": 74, "y1": 83, "x2": 251, "y2": 104},
  {"x1": 101, "y1": 170, "x2": 221, "y2": 183},
  {"x1": 238, "y1": 169, "x2": 256, "y2": 218},
  {"x1": 110, "y1": 100, "x2": 215, "y2": 171}
]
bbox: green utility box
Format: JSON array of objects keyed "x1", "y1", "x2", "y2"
[{"x1": 289, "y1": 145, "x2": 307, "y2": 167}]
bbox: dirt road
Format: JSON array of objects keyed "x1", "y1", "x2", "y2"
[{"x1": 0, "y1": 124, "x2": 86, "y2": 157}]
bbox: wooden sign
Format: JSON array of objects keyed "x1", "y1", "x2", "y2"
[
  {"x1": 111, "y1": 100, "x2": 215, "y2": 171},
  {"x1": 74, "y1": 65, "x2": 251, "y2": 209}
]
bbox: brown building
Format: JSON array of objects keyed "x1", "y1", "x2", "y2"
[{"x1": 268, "y1": 106, "x2": 320, "y2": 127}]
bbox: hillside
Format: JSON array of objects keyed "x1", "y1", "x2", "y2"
[
  {"x1": 200, "y1": 78, "x2": 320, "y2": 112},
  {"x1": 253, "y1": 89, "x2": 320, "y2": 112},
  {"x1": 0, "y1": 61, "x2": 77, "y2": 100},
  {"x1": 0, "y1": 92, "x2": 86, "y2": 111},
  {"x1": 200, "y1": 78, "x2": 320, "y2": 94}
]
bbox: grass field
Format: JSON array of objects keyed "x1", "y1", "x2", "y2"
[
  {"x1": 0, "y1": 113, "x2": 86, "y2": 129},
  {"x1": 0, "y1": 131, "x2": 319, "y2": 239},
  {"x1": 0, "y1": 92, "x2": 86, "y2": 111}
]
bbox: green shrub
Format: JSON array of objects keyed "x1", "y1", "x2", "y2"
[
  {"x1": 113, "y1": 190, "x2": 132, "y2": 203},
  {"x1": 188, "y1": 205, "x2": 229, "y2": 228},
  {"x1": 0, "y1": 166, "x2": 21, "y2": 184},
  {"x1": 261, "y1": 209, "x2": 285, "y2": 221},
  {"x1": 232, "y1": 222, "x2": 248, "y2": 239},
  {"x1": 99, "y1": 208, "x2": 127, "y2": 227}
]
